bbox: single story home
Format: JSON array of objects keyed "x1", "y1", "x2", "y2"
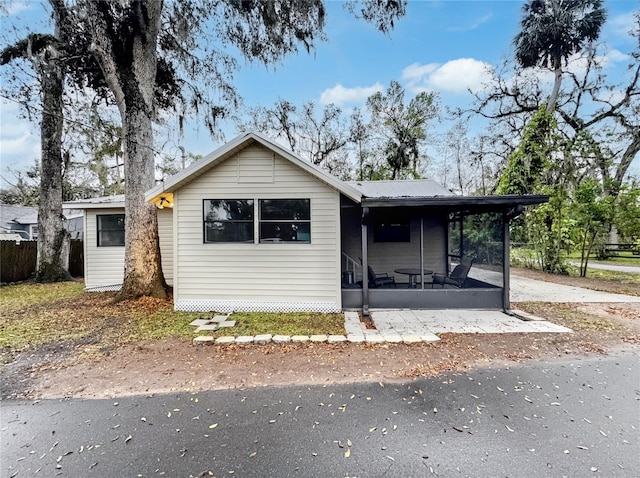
[
  {"x1": 66, "y1": 132, "x2": 547, "y2": 314},
  {"x1": 0, "y1": 204, "x2": 85, "y2": 240}
]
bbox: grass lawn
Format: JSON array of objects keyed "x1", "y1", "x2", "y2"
[{"x1": 0, "y1": 281, "x2": 345, "y2": 363}]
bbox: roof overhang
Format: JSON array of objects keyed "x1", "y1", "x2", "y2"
[
  {"x1": 146, "y1": 131, "x2": 363, "y2": 206},
  {"x1": 63, "y1": 195, "x2": 126, "y2": 209},
  {"x1": 361, "y1": 194, "x2": 550, "y2": 214}
]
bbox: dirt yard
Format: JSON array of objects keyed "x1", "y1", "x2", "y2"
[{"x1": 1, "y1": 268, "x2": 638, "y2": 401}]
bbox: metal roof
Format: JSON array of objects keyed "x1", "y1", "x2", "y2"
[
  {"x1": 348, "y1": 180, "x2": 454, "y2": 199},
  {"x1": 63, "y1": 195, "x2": 125, "y2": 209}
]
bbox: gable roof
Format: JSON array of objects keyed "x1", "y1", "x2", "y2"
[{"x1": 146, "y1": 131, "x2": 363, "y2": 204}]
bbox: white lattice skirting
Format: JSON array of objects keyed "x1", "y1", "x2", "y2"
[
  {"x1": 85, "y1": 284, "x2": 122, "y2": 292},
  {"x1": 175, "y1": 299, "x2": 341, "y2": 313}
]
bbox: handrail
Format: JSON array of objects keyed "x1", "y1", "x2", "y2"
[{"x1": 341, "y1": 252, "x2": 362, "y2": 280}]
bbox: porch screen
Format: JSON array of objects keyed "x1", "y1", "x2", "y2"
[
  {"x1": 204, "y1": 199, "x2": 254, "y2": 243},
  {"x1": 259, "y1": 199, "x2": 310, "y2": 243}
]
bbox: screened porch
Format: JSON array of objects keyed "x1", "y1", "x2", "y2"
[{"x1": 339, "y1": 194, "x2": 546, "y2": 314}]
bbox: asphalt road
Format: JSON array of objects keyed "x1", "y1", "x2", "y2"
[{"x1": 2, "y1": 352, "x2": 639, "y2": 478}]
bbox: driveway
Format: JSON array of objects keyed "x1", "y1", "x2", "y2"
[
  {"x1": 568, "y1": 260, "x2": 640, "y2": 274},
  {"x1": 510, "y1": 275, "x2": 640, "y2": 303}
]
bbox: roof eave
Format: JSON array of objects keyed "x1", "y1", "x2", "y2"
[{"x1": 361, "y1": 194, "x2": 550, "y2": 209}]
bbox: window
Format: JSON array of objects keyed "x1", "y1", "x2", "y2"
[
  {"x1": 204, "y1": 199, "x2": 254, "y2": 243},
  {"x1": 259, "y1": 199, "x2": 310, "y2": 243},
  {"x1": 97, "y1": 214, "x2": 125, "y2": 246},
  {"x1": 373, "y1": 210, "x2": 410, "y2": 242}
]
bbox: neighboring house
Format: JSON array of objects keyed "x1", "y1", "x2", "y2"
[
  {"x1": 0, "y1": 204, "x2": 38, "y2": 240},
  {"x1": 0, "y1": 204, "x2": 86, "y2": 241},
  {"x1": 66, "y1": 132, "x2": 547, "y2": 313}
]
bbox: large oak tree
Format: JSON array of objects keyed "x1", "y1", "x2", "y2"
[{"x1": 77, "y1": 0, "x2": 407, "y2": 300}]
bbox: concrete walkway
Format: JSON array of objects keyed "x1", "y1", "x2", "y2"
[
  {"x1": 356, "y1": 272, "x2": 640, "y2": 342},
  {"x1": 346, "y1": 309, "x2": 571, "y2": 344}
]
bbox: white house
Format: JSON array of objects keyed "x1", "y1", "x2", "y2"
[{"x1": 67, "y1": 132, "x2": 548, "y2": 313}]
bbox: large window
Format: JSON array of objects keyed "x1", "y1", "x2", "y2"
[
  {"x1": 97, "y1": 214, "x2": 125, "y2": 246},
  {"x1": 204, "y1": 199, "x2": 254, "y2": 243},
  {"x1": 259, "y1": 199, "x2": 310, "y2": 243}
]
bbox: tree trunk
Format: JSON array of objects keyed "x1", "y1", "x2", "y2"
[
  {"x1": 547, "y1": 65, "x2": 562, "y2": 112},
  {"x1": 117, "y1": 93, "x2": 167, "y2": 300},
  {"x1": 35, "y1": 24, "x2": 71, "y2": 283},
  {"x1": 86, "y1": 0, "x2": 167, "y2": 300}
]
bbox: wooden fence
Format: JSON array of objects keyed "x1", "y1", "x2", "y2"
[{"x1": 1, "y1": 240, "x2": 84, "y2": 283}]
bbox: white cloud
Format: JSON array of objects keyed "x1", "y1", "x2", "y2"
[
  {"x1": 403, "y1": 58, "x2": 494, "y2": 94},
  {"x1": 319, "y1": 83, "x2": 384, "y2": 106},
  {"x1": 607, "y1": 11, "x2": 637, "y2": 39},
  {"x1": 402, "y1": 63, "x2": 440, "y2": 81},
  {"x1": 4, "y1": 1, "x2": 33, "y2": 16}
]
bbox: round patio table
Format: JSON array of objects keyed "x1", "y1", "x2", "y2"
[{"x1": 394, "y1": 268, "x2": 433, "y2": 288}]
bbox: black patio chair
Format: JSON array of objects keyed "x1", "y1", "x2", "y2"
[
  {"x1": 432, "y1": 258, "x2": 473, "y2": 288},
  {"x1": 367, "y1": 266, "x2": 397, "y2": 288}
]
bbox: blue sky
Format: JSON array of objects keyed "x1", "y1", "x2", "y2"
[{"x1": 1, "y1": 0, "x2": 638, "y2": 182}]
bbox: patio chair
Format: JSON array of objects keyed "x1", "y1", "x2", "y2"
[
  {"x1": 367, "y1": 266, "x2": 397, "y2": 288},
  {"x1": 432, "y1": 258, "x2": 473, "y2": 288}
]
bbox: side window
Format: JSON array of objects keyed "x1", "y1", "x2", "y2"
[
  {"x1": 204, "y1": 199, "x2": 254, "y2": 243},
  {"x1": 259, "y1": 199, "x2": 310, "y2": 243},
  {"x1": 97, "y1": 214, "x2": 125, "y2": 246}
]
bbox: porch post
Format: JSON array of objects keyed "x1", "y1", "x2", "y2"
[
  {"x1": 502, "y1": 210, "x2": 511, "y2": 311},
  {"x1": 361, "y1": 207, "x2": 370, "y2": 316},
  {"x1": 420, "y1": 216, "x2": 425, "y2": 289}
]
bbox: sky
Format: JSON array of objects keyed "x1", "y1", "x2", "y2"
[{"x1": 0, "y1": 0, "x2": 638, "y2": 184}]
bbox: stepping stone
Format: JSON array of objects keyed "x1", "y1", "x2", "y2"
[
  {"x1": 235, "y1": 336, "x2": 254, "y2": 345},
  {"x1": 254, "y1": 334, "x2": 272, "y2": 345},
  {"x1": 190, "y1": 319, "x2": 212, "y2": 327},
  {"x1": 193, "y1": 336, "x2": 214, "y2": 344},
  {"x1": 365, "y1": 335, "x2": 384, "y2": 344},
  {"x1": 218, "y1": 321, "x2": 236, "y2": 328},
  {"x1": 196, "y1": 324, "x2": 218, "y2": 332},
  {"x1": 291, "y1": 335, "x2": 309, "y2": 343},
  {"x1": 327, "y1": 335, "x2": 346, "y2": 343},
  {"x1": 215, "y1": 336, "x2": 236, "y2": 345},
  {"x1": 210, "y1": 315, "x2": 229, "y2": 323},
  {"x1": 347, "y1": 334, "x2": 365, "y2": 343},
  {"x1": 310, "y1": 334, "x2": 328, "y2": 342},
  {"x1": 344, "y1": 311, "x2": 360, "y2": 321},
  {"x1": 272, "y1": 335, "x2": 291, "y2": 344},
  {"x1": 402, "y1": 335, "x2": 422, "y2": 344},
  {"x1": 382, "y1": 334, "x2": 403, "y2": 343}
]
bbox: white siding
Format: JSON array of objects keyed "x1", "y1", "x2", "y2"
[
  {"x1": 84, "y1": 208, "x2": 125, "y2": 289},
  {"x1": 174, "y1": 144, "x2": 341, "y2": 311},
  {"x1": 157, "y1": 208, "x2": 174, "y2": 286},
  {"x1": 85, "y1": 207, "x2": 174, "y2": 290}
]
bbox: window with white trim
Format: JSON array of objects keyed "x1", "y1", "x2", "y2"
[{"x1": 97, "y1": 214, "x2": 125, "y2": 246}]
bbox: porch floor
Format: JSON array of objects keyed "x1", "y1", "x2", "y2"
[{"x1": 344, "y1": 309, "x2": 571, "y2": 344}]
